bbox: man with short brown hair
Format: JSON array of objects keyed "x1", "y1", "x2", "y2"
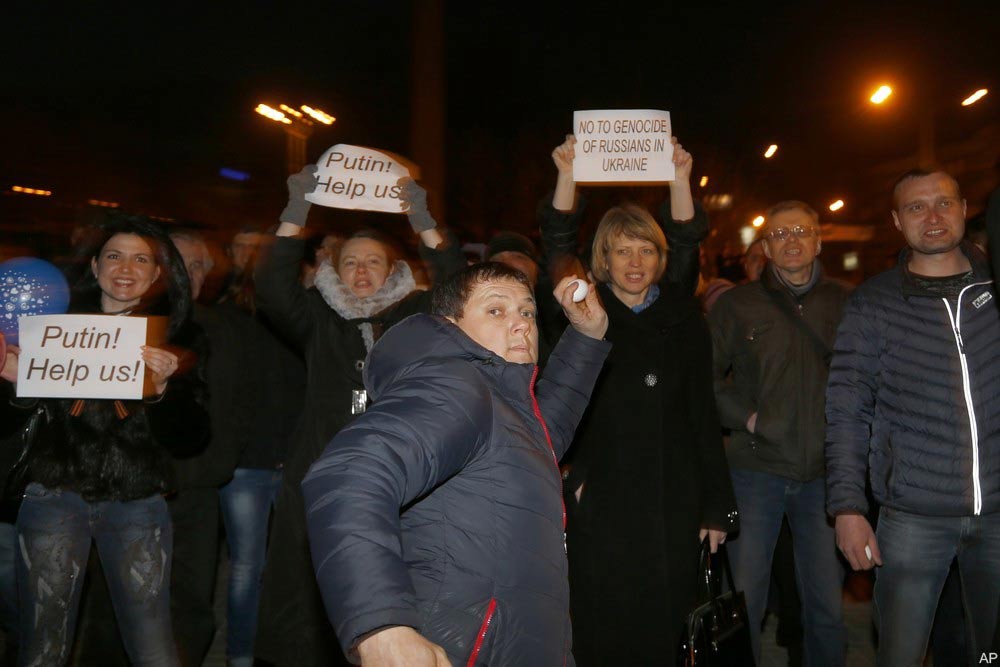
[{"x1": 827, "y1": 169, "x2": 1000, "y2": 664}]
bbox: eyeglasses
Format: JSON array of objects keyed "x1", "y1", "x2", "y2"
[{"x1": 766, "y1": 225, "x2": 818, "y2": 241}]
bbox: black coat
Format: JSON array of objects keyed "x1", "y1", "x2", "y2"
[
  {"x1": 709, "y1": 266, "x2": 852, "y2": 482},
  {"x1": 304, "y1": 315, "x2": 610, "y2": 665},
  {"x1": 253, "y1": 235, "x2": 464, "y2": 666},
  {"x1": 564, "y1": 282, "x2": 738, "y2": 664}
]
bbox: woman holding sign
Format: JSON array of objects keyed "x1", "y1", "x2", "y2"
[
  {"x1": 542, "y1": 135, "x2": 738, "y2": 664},
  {"x1": 253, "y1": 167, "x2": 466, "y2": 666},
  {"x1": 2, "y1": 215, "x2": 209, "y2": 666}
]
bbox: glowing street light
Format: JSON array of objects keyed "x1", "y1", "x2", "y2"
[
  {"x1": 752, "y1": 215, "x2": 765, "y2": 228},
  {"x1": 961, "y1": 88, "x2": 988, "y2": 107},
  {"x1": 699, "y1": 175, "x2": 709, "y2": 187},
  {"x1": 254, "y1": 101, "x2": 336, "y2": 173},
  {"x1": 301, "y1": 105, "x2": 336, "y2": 125},
  {"x1": 255, "y1": 103, "x2": 292, "y2": 125},
  {"x1": 870, "y1": 85, "x2": 893, "y2": 104},
  {"x1": 763, "y1": 144, "x2": 778, "y2": 159},
  {"x1": 11, "y1": 185, "x2": 52, "y2": 196},
  {"x1": 829, "y1": 199, "x2": 845, "y2": 212}
]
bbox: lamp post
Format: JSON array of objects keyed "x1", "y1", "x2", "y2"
[
  {"x1": 867, "y1": 84, "x2": 989, "y2": 168},
  {"x1": 254, "y1": 103, "x2": 336, "y2": 174}
]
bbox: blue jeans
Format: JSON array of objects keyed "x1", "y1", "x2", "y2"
[
  {"x1": 873, "y1": 507, "x2": 1000, "y2": 666},
  {"x1": 219, "y1": 467, "x2": 281, "y2": 664},
  {"x1": 15, "y1": 483, "x2": 178, "y2": 666},
  {"x1": 728, "y1": 469, "x2": 846, "y2": 666}
]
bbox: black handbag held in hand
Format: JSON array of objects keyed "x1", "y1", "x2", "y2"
[{"x1": 677, "y1": 538, "x2": 755, "y2": 666}]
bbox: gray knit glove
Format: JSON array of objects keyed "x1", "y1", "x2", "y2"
[
  {"x1": 279, "y1": 165, "x2": 318, "y2": 227},
  {"x1": 399, "y1": 178, "x2": 437, "y2": 233}
]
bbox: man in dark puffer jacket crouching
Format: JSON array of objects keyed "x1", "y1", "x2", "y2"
[{"x1": 303, "y1": 262, "x2": 610, "y2": 666}]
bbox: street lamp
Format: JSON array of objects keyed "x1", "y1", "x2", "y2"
[
  {"x1": 829, "y1": 199, "x2": 845, "y2": 212},
  {"x1": 254, "y1": 102, "x2": 336, "y2": 173},
  {"x1": 763, "y1": 144, "x2": 778, "y2": 159},
  {"x1": 961, "y1": 88, "x2": 988, "y2": 107},
  {"x1": 752, "y1": 215, "x2": 765, "y2": 227},
  {"x1": 699, "y1": 176, "x2": 709, "y2": 187},
  {"x1": 870, "y1": 85, "x2": 893, "y2": 105}
]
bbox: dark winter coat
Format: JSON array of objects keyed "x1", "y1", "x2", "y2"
[
  {"x1": 540, "y1": 196, "x2": 737, "y2": 662},
  {"x1": 303, "y1": 314, "x2": 610, "y2": 665},
  {"x1": 253, "y1": 235, "x2": 465, "y2": 666},
  {"x1": 709, "y1": 265, "x2": 852, "y2": 481},
  {"x1": 564, "y1": 282, "x2": 738, "y2": 664},
  {"x1": 826, "y1": 243, "x2": 1000, "y2": 517}
]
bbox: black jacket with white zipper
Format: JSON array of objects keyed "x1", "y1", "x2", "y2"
[{"x1": 826, "y1": 242, "x2": 1000, "y2": 517}]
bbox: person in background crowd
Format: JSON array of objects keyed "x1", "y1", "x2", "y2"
[
  {"x1": 304, "y1": 263, "x2": 610, "y2": 665},
  {"x1": 485, "y1": 231, "x2": 565, "y2": 362},
  {"x1": 542, "y1": 134, "x2": 738, "y2": 664},
  {"x1": 710, "y1": 200, "x2": 851, "y2": 666},
  {"x1": 827, "y1": 169, "x2": 1000, "y2": 665},
  {"x1": 1, "y1": 215, "x2": 209, "y2": 666},
  {"x1": 214, "y1": 229, "x2": 306, "y2": 667},
  {"x1": 301, "y1": 232, "x2": 341, "y2": 289},
  {"x1": 253, "y1": 168, "x2": 465, "y2": 666}
]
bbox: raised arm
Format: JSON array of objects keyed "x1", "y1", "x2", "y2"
[
  {"x1": 254, "y1": 166, "x2": 322, "y2": 348},
  {"x1": 535, "y1": 276, "x2": 611, "y2": 459},
  {"x1": 539, "y1": 136, "x2": 589, "y2": 285},
  {"x1": 302, "y1": 357, "x2": 493, "y2": 659},
  {"x1": 659, "y1": 138, "x2": 708, "y2": 294},
  {"x1": 398, "y1": 178, "x2": 466, "y2": 284}
]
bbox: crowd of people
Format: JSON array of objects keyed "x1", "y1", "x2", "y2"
[{"x1": 0, "y1": 134, "x2": 999, "y2": 667}]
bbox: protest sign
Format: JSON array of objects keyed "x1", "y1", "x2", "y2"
[
  {"x1": 306, "y1": 144, "x2": 417, "y2": 213},
  {"x1": 572, "y1": 110, "x2": 674, "y2": 183},
  {"x1": 17, "y1": 314, "x2": 148, "y2": 400}
]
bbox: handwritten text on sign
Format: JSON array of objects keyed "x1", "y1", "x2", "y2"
[
  {"x1": 573, "y1": 110, "x2": 674, "y2": 183},
  {"x1": 17, "y1": 314, "x2": 147, "y2": 399},
  {"x1": 306, "y1": 144, "x2": 415, "y2": 214}
]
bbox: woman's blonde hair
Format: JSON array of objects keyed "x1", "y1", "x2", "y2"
[{"x1": 590, "y1": 204, "x2": 668, "y2": 284}]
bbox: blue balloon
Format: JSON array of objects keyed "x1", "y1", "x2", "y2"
[{"x1": 0, "y1": 257, "x2": 71, "y2": 346}]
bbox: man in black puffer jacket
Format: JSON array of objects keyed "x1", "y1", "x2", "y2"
[
  {"x1": 826, "y1": 169, "x2": 1000, "y2": 665},
  {"x1": 303, "y1": 263, "x2": 610, "y2": 666}
]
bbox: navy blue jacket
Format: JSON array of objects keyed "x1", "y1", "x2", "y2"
[
  {"x1": 303, "y1": 314, "x2": 610, "y2": 665},
  {"x1": 826, "y1": 244, "x2": 1000, "y2": 517}
]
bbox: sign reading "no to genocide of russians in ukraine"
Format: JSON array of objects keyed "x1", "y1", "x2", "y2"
[
  {"x1": 306, "y1": 144, "x2": 418, "y2": 214},
  {"x1": 572, "y1": 110, "x2": 674, "y2": 183},
  {"x1": 17, "y1": 314, "x2": 149, "y2": 400}
]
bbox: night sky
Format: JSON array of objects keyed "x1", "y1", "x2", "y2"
[{"x1": 2, "y1": 1, "x2": 998, "y2": 250}]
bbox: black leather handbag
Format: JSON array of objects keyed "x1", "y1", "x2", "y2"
[{"x1": 677, "y1": 538, "x2": 755, "y2": 666}]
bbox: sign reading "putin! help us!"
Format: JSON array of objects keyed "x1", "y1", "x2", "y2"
[
  {"x1": 306, "y1": 144, "x2": 418, "y2": 214},
  {"x1": 17, "y1": 314, "x2": 148, "y2": 400}
]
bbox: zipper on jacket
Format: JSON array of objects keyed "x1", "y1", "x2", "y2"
[
  {"x1": 942, "y1": 281, "x2": 990, "y2": 515},
  {"x1": 528, "y1": 366, "x2": 567, "y2": 540},
  {"x1": 466, "y1": 597, "x2": 497, "y2": 666}
]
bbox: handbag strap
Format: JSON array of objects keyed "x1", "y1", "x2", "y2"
[
  {"x1": 698, "y1": 537, "x2": 739, "y2": 600},
  {"x1": 763, "y1": 284, "x2": 831, "y2": 366}
]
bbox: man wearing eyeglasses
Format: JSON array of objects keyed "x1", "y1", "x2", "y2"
[
  {"x1": 709, "y1": 200, "x2": 851, "y2": 666},
  {"x1": 827, "y1": 169, "x2": 1000, "y2": 664}
]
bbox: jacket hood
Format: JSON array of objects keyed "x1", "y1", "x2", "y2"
[{"x1": 362, "y1": 313, "x2": 535, "y2": 401}]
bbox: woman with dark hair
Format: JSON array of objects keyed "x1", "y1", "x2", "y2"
[
  {"x1": 253, "y1": 170, "x2": 466, "y2": 666},
  {"x1": 1, "y1": 214, "x2": 209, "y2": 666},
  {"x1": 541, "y1": 136, "x2": 738, "y2": 664}
]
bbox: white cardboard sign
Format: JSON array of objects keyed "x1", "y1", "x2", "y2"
[
  {"x1": 572, "y1": 109, "x2": 674, "y2": 183},
  {"x1": 306, "y1": 144, "x2": 416, "y2": 213},
  {"x1": 17, "y1": 314, "x2": 148, "y2": 399}
]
